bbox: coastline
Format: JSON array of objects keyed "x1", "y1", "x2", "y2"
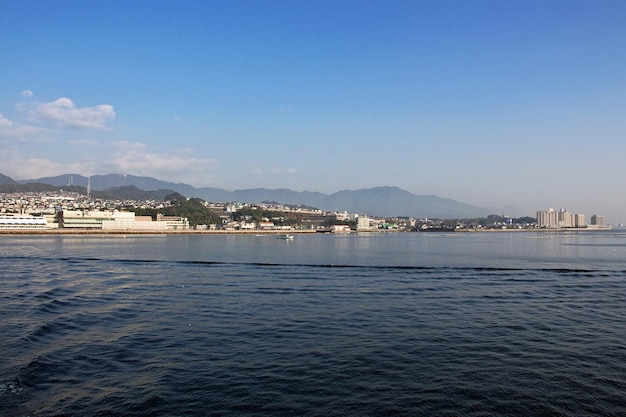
[
  {"x1": 0, "y1": 228, "x2": 612, "y2": 236},
  {"x1": 454, "y1": 227, "x2": 612, "y2": 233},
  {"x1": 0, "y1": 229, "x2": 318, "y2": 236}
]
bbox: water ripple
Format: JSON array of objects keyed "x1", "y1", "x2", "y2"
[{"x1": 2, "y1": 234, "x2": 626, "y2": 416}]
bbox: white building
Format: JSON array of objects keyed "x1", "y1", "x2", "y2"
[
  {"x1": 102, "y1": 211, "x2": 135, "y2": 230},
  {"x1": 331, "y1": 224, "x2": 351, "y2": 233},
  {"x1": 258, "y1": 221, "x2": 275, "y2": 230},
  {"x1": 61, "y1": 210, "x2": 114, "y2": 229},
  {"x1": 133, "y1": 215, "x2": 168, "y2": 231},
  {"x1": 59, "y1": 210, "x2": 188, "y2": 231},
  {"x1": 575, "y1": 214, "x2": 586, "y2": 228},
  {"x1": 155, "y1": 214, "x2": 189, "y2": 230},
  {"x1": 537, "y1": 208, "x2": 586, "y2": 229},
  {"x1": 537, "y1": 209, "x2": 558, "y2": 228},
  {"x1": 0, "y1": 215, "x2": 49, "y2": 229},
  {"x1": 239, "y1": 222, "x2": 256, "y2": 230},
  {"x1": 558, "y1": 209, "x2": 575, "y2": 228},
  {"x1": 590, "y1": 215, "x2": 606, "y2": 227},
  {"x1": 357, "y1": 215, "x2": 372, "y2": 231}
]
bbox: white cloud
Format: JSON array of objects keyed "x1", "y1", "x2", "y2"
[
  {"x1": 104, "y1": 141, "x2": 219, "y2": 184},
  {"x1": 0, "y1": 113, "x2": 45, "y2": 140},
  {"x1": 2, "y1": 96, "x2": 115, "y2": 142},
  {"x1": 0, "y1": 114, "x2": 11, "y2": 128},
  {"x1": 0, "y1": 149, "x2": 92, "y2": 180},
  {"x1": 1, "y1": 142, "x2": 219, "y2": 186},
  {"x1": 31, "y1": 97, "x2": 115, "y2": 129}
]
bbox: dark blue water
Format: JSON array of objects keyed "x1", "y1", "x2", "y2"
[{"x1": 2, "y1": 231, "x2": 626, "y2": 416}]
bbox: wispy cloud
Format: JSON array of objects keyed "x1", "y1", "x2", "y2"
[
  {"x1": 0, "y1": 149, "x2": 93, "y2": 180},
  {"x1": 1, "y1": 142, "x2": 220, "y2": 186},
  {"x1": 2, "y1": 96, "x2": 218, "y2": 186},
  {"x1": 2, "y1": 96, "x2": 115, "y2": 141},
  {"x1": 31, "y1": 97, "x2": 115, "y2": 129},
  {"x1": 0, "y1": 113, "x2": 45, "y2": 140},
  {"x1": 104, "y1": 141, "x2": 219, "y2": 184}
]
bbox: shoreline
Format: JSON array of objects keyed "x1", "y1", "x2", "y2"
[
  {"x1": 0, "y1": 229, "x2": 318, "y2": 236},
  {"x1": 453, "y1": 227, "x2": 612, "y2": 233},
  {"x1": 0, "y1": 227, "x2": 613, "y2": 236}
]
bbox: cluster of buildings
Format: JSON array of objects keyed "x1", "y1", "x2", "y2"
[
  {"x1": 0, "y1": 190, "x2": 169, "y2": 214},
  {"x1": 0, "y1": 191, "x2": 388, "y2": 232},
  {"x1": 216, "y1": 210, "x2": 380, "y2": 232},
  {"x1": 0, "y1": 190, "x2": 611, "y2": 232},
  {"x1": 0, "y1": 211, "x2": 189, "y2": 231},
  {"x1": 0, "y1": 191, "x2": 187, "y2": 231},
  {"x1": 536, "y1": 208, "x2": 606, "y2": 229}
]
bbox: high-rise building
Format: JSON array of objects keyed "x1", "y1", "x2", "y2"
[
  {"x1": 575, "y1": 214, "x2": 586, "y2": 228},
  {"x1": 590, "y1": 215, "x2": 605, "y2": 227},
  {"x1": 537, "y1": 209, "x2": 558, "y2": 228},
  {"x1": 558, "y1": 209, "x2": 575, "y2": 228},
  {"x1": 537, "y1": 208, "x2": 587, "y2": 229}
]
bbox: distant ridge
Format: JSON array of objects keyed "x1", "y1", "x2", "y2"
[
  {"x1": 10, "y1": 173, "x2": 489, "y2": 218},
  {"x1": 0, "y1": 173, "x2": 17, "y2": 185}
]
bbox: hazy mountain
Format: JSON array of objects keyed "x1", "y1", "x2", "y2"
[
  {"x1": 18, "y1": 173, "x2": 198, "y2": 195},
  {"x1": 98, "y1": 185, "x2": 178, "y2": 202},
  {"x1": 0, "y1": 183, "x2": 60, "y2": 193},
  {"x1": 0, "y1": 173, "x2": 17, "y2": 185},
  {"x1": 230, "y1": 188, "x2": 327, "y2": 208},
  {"x1": 14, "y1": 173, "x2": 490, "y2": 218},
  {"x1": 322, "y1": 187, "x2": 486, "y2": 218}
]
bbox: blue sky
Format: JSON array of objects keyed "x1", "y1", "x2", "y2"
[{"x1": 1, "y1": 1, "x2": 625, "y2": 222}]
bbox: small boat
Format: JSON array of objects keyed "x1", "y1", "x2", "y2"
[{"x1": 277, "y1": 234, "x2": 294, "y2": 240}]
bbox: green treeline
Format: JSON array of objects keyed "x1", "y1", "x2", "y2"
[
  {"x1": 129, "y1": 193, "x2": 313, "y2": 227},
  {"x1": 131, "y1": 193, "x2": 221, "y2": 226}
]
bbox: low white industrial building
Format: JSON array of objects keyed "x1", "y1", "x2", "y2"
[
  {"x1": 60, "y1": 210, "x2": 188, "y2": 231},
  {"x1": 0, "y1": 215, "x2": 49, "y2": 229}
]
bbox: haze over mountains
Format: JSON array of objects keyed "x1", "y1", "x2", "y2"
[{"x1": 1, "y1": 173, "x2": 492, "y2": 219}]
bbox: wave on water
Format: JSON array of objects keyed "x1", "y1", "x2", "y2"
[
  {"x1": 2, "y1": 235, "x2": 626, "y2": 416},
  {"x1": 3, "y1": 254, "x2": 623, "y2": 275}
]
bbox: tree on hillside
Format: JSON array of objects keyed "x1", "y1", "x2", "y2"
[
  {"x1": 132, "y1": 193, "x2": 220, "y2": 227},
  {"x1": 161, "y1": 193, "x2": 220, "y2": 226}
]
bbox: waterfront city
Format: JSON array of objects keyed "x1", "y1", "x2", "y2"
[{"x1": 0, "y1": 190, "x2": 610, "y2": 233}]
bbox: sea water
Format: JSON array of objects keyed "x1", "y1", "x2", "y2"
[{"x1": 1, "y1": 231, "x2": 626, "y2": 416}]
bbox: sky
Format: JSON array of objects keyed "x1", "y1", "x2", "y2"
[{"x1": 1, "y1": 1, "x2": 625, "y2": 222}]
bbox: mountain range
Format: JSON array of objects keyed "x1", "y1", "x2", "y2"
[{"x1": 1, "y1": 172, "x2": 491, "y2": 219}]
